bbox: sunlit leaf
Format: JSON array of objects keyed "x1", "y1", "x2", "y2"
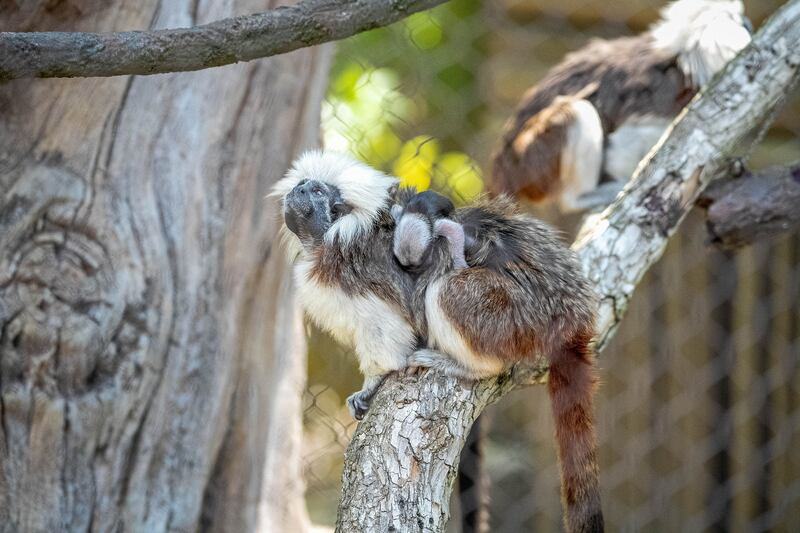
[
  {"x1": 394, "y1": 136, "x2": 440, "y2": 190},
  {"x1": 436, "y1": 152, "x2": 484, "y2": 204},
  {"x1": 330, "y1": 62, "x2": 365, "y2": 101},
  {"x1": 406, "y1": 13, "x2": 444, "y2": 50},
  {"x1": 363, "y1": 129, "x2": 403, "y2": 169}
]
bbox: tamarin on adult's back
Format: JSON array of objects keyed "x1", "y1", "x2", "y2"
[{"x1": 393, "y1": 191, "x2": 602, "y2": 532}]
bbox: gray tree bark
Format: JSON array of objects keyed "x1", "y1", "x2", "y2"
[
  {"x1": 699, "y1": 162, "x2": 800, "y2": 250},
  {"x1": 0, "y1": 0, "x2": 447, "y2": 80},
  {"x1": 335, "y1": 1, "x2": 800, "y2": 531},
  {"x1": 0, "y1": 1, "x2": 331, "y2": 531}
]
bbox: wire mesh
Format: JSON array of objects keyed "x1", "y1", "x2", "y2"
[{"x1": 302, "y1": 0, "x2": 800, "y2": 530}]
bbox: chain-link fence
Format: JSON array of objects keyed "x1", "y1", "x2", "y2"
[{"x1": 302, "y1": 1, "x2": 800, "y2": 530}]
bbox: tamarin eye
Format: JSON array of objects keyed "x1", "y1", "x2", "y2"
[{"x1": 312, "y1": 187, "x2": 323, "y2": 195}]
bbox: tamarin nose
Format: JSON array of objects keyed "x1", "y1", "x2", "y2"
[{"x1": 288, "y1": 183, "x2": 313, "y2": 216}]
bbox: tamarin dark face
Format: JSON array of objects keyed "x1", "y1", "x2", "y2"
[{"x1": 284, "y1": 179, "x2": 352, "y2": 245}]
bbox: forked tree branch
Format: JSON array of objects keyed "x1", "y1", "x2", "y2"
[
  {"x1": 699, "y1": 162, "x2": 800, "y2": 249},
  {"x1": 0, "y1": 0, "x2": 448, "y2": 80},
  {"x1": 335, "y1": 2, "x2": 800, "y2": 531}
]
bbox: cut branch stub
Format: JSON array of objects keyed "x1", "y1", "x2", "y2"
[{"x1": 700, "y1": 162, "x2": 800, "y2": 249}]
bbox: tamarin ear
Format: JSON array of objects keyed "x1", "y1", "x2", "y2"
[
  {"x1": 390, "y1": 204, "x2": 404, "y2": 223},
  {"x1": 433, "y1": 218, "x2": 462, "y2": 239},
  {"x1": 434, "y1": 218, "x2": 468, "y2": 269}
]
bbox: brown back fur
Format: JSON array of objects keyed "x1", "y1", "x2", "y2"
[
  {"x1": 490, "y1": 34, "x2": 692, "y2": 201},
  {"x1": 402, "y1": 194, "x2": 603, "y2": 532}
]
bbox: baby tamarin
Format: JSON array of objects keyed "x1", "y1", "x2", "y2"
[{"x1": 393, "y1": 191, "x2": 603, "y2": 533}]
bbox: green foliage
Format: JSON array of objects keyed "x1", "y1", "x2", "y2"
[{"x1": 322, "y1": 0, "x2": 485, "y2": 205}]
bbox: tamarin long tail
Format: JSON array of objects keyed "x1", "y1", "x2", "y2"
[
  {"x1": 547, "y1": 331, "x2": 604, "y2": 533},
  {"x1": 458, "y1": 415, "x2": 489, "y2": 533}
]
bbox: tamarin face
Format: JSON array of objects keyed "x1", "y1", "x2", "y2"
[{"x1": 284, "y1": 179, "x2": 352, "y2": 245}]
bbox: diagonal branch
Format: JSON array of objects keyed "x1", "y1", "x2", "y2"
[
  {"x1": 0, "y1": 0, "x2": 447, "y2": 81},
  {"x1": 335, "y1": 1, "x2": 800, "y2": 531}
]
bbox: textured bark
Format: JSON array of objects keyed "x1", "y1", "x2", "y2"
[
  {"x1": 699, "y1": 162, "x2": 800, "y2": 250},
  {"x1": 0, "y1": 0, "x2": 446, "y2": 80},
  {"x1": 335, "y1": 2, "x2": 800, "y2": 531},
  {"x1": 0, "y1": 1, "x2": 331, "y2": 532}
]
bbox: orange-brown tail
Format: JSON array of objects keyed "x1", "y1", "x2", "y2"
[
  {"x1": 489, "y1": 100, "x2": 573, "y2": 203},
  {"x1": 547, "y1": 332, "x2": 604, "y2": 533}
]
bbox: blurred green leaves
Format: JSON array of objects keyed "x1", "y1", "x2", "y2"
[
  {"x1": 322, "y1": 0, "x2": 485, "y2": 205},
  {"x1": 392, "y1": 136, "x2": 484, "y2": 203},
  {"x1": 323, "y1": 65, "x2": 409, "y2": 168}
]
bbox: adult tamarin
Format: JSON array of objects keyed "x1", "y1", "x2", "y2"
[
  {"x1": 273, "y1": 150, "x2": 418, "y2": 420},
  {"x1": 490, "y1": 0, "x2": 752, "y2": 212},
  {"x1": 393, "y1": 191, "x2": 602, "y2": 533}
]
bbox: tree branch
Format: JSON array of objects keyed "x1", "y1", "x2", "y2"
[
  {"x1": 335, "y1": 1, "x2": 800, "y2": 531},
  {"x1": 0, "y1": 0, "x2": 447, "y2": 80},
  {"x1": 698, "y1": 162, "x2": 800, "y2": 250}
]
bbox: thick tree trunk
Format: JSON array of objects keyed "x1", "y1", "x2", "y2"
[{"x1": 0, "y1": 1, "x2": 331, "y2": 531}]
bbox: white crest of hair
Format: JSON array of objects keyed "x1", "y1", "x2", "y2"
[
  {"x1": 650, "y1": 0, "x2": 751, "y2": 87},
  {"x1": 604, "y1": 115, "x2": 672, "y2": 182},
  {"x1": 278, "y1": 224, "x2": 303, "y2": 261},
  {"x1": 271, "y1": 150, "x2": 398, "y2": 247}
]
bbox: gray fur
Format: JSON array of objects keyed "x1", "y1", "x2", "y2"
[
  {"x1": 393, "y1": 190, "x2": 456, "y2": 268},
  {"x1": 433, "y1": 219, "x2": 468, "y2": 269},
  {"x1": 500, "y1": 35, "x2": 689, "y2": 142},
  {"x1": 409, "y1": 349, "x2": 485, "y2": 380},
  {"x1": 394, "y1": 214, "x2": 432, "y2": 268},
  {"x1": 396, "y1": 193, "x2": 596, "y2": 364}
]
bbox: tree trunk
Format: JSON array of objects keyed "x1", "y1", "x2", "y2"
[{"x1": 0, "y1": 1, "x2": 331, "y2": 532}]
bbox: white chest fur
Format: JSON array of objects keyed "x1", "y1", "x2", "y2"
[{"x1": 293, "y1": 258, "x2": 415, "y2": 376}]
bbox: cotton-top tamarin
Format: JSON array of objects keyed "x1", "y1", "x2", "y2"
[{"x1": 490, "y1": 0, "x2": 752, "y2": 212}]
